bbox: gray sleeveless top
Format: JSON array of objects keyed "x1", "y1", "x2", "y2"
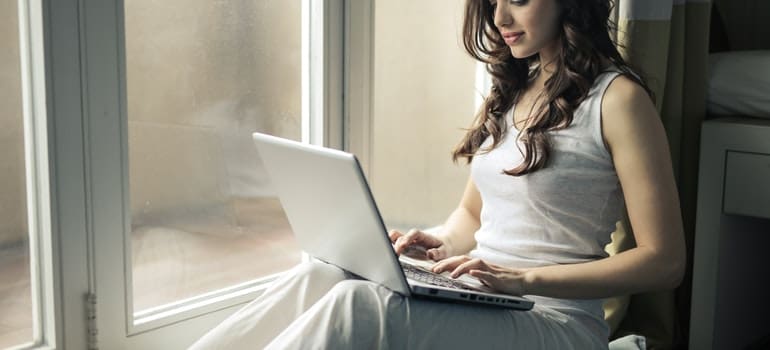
[{"x1": 469, "y1": 71, "x2": 624, "y2": 340}]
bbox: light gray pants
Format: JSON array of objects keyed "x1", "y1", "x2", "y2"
[{"x1": 189, "y1": 261, "x2": 607, "y2": 349}]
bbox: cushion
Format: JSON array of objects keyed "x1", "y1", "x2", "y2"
[
  {"x1": 609, "y1": 334, "x2": 647, "y2": 350},
  {"x1": 603, "y1": 220, "x2": 636, "y2": 336}
]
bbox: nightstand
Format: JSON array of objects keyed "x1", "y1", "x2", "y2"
[{"x1": 690, "y1": 117, "x2": 770, "y2": 349}]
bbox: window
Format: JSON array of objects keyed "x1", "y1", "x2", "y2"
[
  {"x1": 124, "y1": 0, "x2": 303, "y2": 313},
  {"x1": 0, "y1": 0, "x2": 33, "y2": 347},
  {"x1": 20, "y1": 0, "x2": 482, "y2": 346}
]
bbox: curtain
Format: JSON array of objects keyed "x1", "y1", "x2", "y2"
[{"x1": 608, "y1": 0, "x2": 712, "y2": 348}]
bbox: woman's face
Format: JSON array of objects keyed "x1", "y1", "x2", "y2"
[{"x1": 489, "y1": 0, "x2": 562, "y2": 60}]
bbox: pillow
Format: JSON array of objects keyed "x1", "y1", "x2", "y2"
[{"x1": 708, "y1": 50, "x2": 770, "y2": 118}]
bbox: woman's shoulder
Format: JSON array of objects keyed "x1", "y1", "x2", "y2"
[
  {"x1": 602, "y1": 73, "x2": 653, "y2": 116},
  {"x1": 600, "y1": 73, "x2": 662, "y2": 154}
]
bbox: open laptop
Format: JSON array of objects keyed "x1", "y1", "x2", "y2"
[{"x1": 252, "y1": 132, "x2": 534, "y2": 310}]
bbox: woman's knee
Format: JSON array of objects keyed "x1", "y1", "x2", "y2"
[
  {"x1": 325, "y1": 280, "x2": 388, "y2": 311},
  {"x1": 293, "y1": 260, "x2": 347, "y2": 283},
  {"x1": 327, "y1": 280, "x2": 376, "y2": 299}
]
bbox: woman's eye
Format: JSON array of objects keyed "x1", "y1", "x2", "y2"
[{"x1": 510, "y1": 0, "x2": 529, "y2": 5}]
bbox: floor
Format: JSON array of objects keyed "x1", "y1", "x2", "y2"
[
  {"x1": 0, "y1": 198, "x2": 299, "y2": 349},
  {"x1": 0, "y1": 243, "x2": 31, "y2": 349}
]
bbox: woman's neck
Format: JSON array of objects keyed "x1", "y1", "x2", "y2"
[
  {"x1": 536, "y1": 40, "x2": 560, "y2": 83},
  {"x1": 526, "y1": 64, "x2": 551, "y2": 93}
]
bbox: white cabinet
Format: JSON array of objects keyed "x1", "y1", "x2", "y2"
[
  {"x1": 723, "y1": 151, "x2": 770, "y2": 219},
  {"x1": 690, "y1": 117, "x2": 770, "y2": 349}
]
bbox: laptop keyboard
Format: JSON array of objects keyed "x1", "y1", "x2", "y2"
[{"x1": 401, "y1": 263, "x2": 474, "y2": 290}]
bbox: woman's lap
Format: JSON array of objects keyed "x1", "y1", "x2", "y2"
[{"x1": 193, "y1": 261, "x2": 606, "y2": 349}]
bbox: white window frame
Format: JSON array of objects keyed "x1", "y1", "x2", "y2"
[
  {"x1": 12, "y1": 0, "x2": 58, "y2": 349},
  {"x1": 343, "y1": 0, "x2": 374, "y2": 175},
  {"x1": 39, "y1": 0, "x2": 104, "y2": 347},
  {"x1": 305, "y1": 0, "x2": 345, "y2": 148}
]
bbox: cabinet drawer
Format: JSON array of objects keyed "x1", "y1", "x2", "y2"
[{"x1": 723, "y1": 151, "x2": 770, "y2": 219}]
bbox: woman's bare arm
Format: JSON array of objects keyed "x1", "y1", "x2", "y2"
[
  {"x1": 390, "y1": 177, "x2": 482, "y2": 260},
  {"x1": 435, "y1": 177, "x2": 483, "y2": 257}
]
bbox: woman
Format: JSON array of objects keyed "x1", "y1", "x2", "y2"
[{"x1": 191, "y1": 0, "x2": 685, "y2": 348}]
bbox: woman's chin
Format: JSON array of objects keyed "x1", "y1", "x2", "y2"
[{"x1": 509, "y1": 47, "x2": 537, "y2": 60}]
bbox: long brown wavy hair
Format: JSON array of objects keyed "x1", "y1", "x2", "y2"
[{"x1": 453, "y1": 0, "x2": 653, "y2": 176}]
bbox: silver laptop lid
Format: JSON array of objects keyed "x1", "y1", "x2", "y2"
[{"x1": 252, "y1": 132, "x2": 411, "y2": 295}]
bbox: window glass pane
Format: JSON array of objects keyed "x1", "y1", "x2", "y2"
[
  {"x1": 0, "y1": 0, "x2": 33, "y2": 347},
  {"x1": 125, "y1": 0, "x2": 302, "y2": 312},
  {"x1": 371, "y1": 0, "x2": 477, "y2": 230}
]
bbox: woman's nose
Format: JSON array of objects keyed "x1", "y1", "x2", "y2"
[{"x1": 493, "y1": 3, "x2": 513, "y2": 29}]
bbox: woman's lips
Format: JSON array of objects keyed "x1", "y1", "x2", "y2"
[{"x1": 502, "y1": 32, "x2": 523, "y2": 45}]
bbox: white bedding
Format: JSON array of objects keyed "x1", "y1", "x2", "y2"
[{"x1": 708, "y1": 50, "x2": 770, "y2": 118}]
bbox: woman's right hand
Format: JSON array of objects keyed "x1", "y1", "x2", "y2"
[{"x1": 389, "y1": 229, "x2": 450, "y2": 261}]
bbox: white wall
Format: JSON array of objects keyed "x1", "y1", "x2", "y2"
[{"x1": 371, "y1": 0, "x2": 478, "y2": 229}]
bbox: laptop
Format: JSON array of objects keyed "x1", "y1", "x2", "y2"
[{"x1": 252, "y1": 132, "x2": 534, "y2": 310}]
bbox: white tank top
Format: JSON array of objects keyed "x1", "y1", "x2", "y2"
[{"x1": 469, "y1": 71, "x2": 624, "y2": 340}]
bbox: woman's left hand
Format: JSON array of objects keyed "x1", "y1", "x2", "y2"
[{"x1": 431, "y1": 256, "x2": 529, "y2": 296}]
